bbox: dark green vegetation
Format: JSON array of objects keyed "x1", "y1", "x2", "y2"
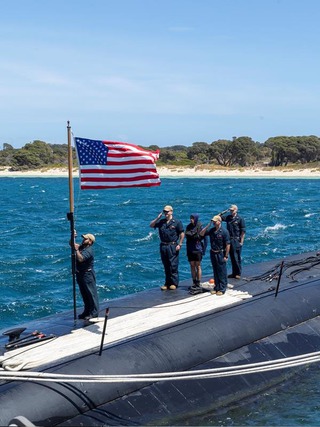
[
  {"x1": 0, "y1": 141, "x2": 73, "y2": 171},
  {"x1": 1, "y1": 136, "x2": 320, "y2": 171}
]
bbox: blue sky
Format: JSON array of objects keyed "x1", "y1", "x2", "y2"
[{"x1": 1, "y1": 0, "x2": 320, "y2": 148}]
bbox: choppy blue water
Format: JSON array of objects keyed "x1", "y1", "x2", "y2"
[{"x1": 1, "y1": 177, "x2": 320, "y2": 425}]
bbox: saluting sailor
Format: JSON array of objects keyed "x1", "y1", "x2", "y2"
[{"x1": 150, "y1": 205, "x2": 184, "y2": 291}]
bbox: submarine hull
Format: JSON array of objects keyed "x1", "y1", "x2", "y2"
[{"x1": 0, "y1": 252, "x2": 320, "y2": 426}]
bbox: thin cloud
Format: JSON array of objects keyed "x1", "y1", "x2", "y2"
[{"x1": 1, "y1": 61, "x2": 69, "y2": 86}]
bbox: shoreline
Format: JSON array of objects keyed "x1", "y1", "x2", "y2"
[{"x1": 0, "y1": 166, "x2": 320, "y2": 178}]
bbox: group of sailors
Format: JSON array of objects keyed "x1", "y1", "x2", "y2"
[
  {"x1": 150, "y1": 204, "x2": 246, "y2": 296},
  {"x1": 73, "y1": 203, "x2": 246, "y2": 321}
]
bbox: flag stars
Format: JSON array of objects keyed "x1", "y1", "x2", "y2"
[{"x1": 75, "y1": 138, "x2": 108, "y2": 165}]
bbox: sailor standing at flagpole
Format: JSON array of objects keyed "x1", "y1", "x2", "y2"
[{"x1": 73, "y1": 233, "x2": 99, "y2": 320}]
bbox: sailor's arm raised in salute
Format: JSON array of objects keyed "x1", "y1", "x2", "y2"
[
  {"x1": 200, "y1": 220, "x2": 212, "y2": 237},
  {"x1": 150, "y1": 211, "x2": 163, "y2": 228}
]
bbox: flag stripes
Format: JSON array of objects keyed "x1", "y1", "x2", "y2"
[{"x1": 75, "y1": 137, "x2": 161, "y2": 189}]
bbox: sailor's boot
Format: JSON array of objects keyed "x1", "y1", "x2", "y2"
[
  {"x1": 190, "y1": 279, "x2": 201, "y2": 291},
  {"x1": 188, "y1": 279, "x2": 197, "y2": 290}
]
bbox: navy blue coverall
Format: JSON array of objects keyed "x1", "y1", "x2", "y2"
[
  {"x1": 222, "y1": 213, "x2": 246, "y2": 277},
  {"x1": 205, "y1": 225, "x2": 230, "y2": 294},
  {"x1": 154, "y1": 217, "x2": 184, "y2": 287},
  {"x1": 76, "y1": 245, "x2": 99, "y2": 318}
]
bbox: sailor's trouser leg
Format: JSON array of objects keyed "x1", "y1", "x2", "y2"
[
  {"x1": 210, "y1": 252, "x2": 228, "y2": 293},
  {"x1": 160, "y1": 244, "x2": 179, "y2": 287},
  {"x1": 77, "y1": 271, "x2": 99, "y2": 316},
  {"x1": 230, "y1": 239, "x2": 242, "y2": 276}
]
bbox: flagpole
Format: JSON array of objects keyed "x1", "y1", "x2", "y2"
[{"x1": 66, "y1": 121, "x2": 77, "y2": 321}]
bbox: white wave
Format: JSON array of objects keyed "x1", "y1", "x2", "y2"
[
  {"x1": 305, "y1": 213, "x2": 316, "y2": 218},
  {"x1": 123, "y1": 200, "x2": 131, "y2": 205},
  {"x1": 264, "y1": 223, "x2": 287, "y2": 233},
  {"x1": 3, "y1": 227, "x2": 19, "y2": 234},
  {"x1": 136, "y1": 231, "x2": 154, "y2": 242},
  {"x1": 125, "y1": 262, "x2": 142, "y2": 268}
]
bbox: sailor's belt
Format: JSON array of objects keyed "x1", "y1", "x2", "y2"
[
  {"x1": 161, "y1": 241, "x2": 177, "y2": 245},
  {"x1": 211, "y1": 249, "x2": 223, "y2": 253}
]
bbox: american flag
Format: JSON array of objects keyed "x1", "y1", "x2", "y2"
[{"x1": 74, "y1": 137, "x2": 161, "y2": 189}]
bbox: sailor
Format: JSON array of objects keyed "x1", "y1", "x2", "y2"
[
  {"x1": 150, "y1": 205, "x2": 184, "y2": 290},
  {"x1": 200, "y1": 215, "x2": 230, "y2": 295},
  {"x1": 220, "y1": 204, "x2": 246, "y2": 279},
  {"x1": 185, "y1": 213, "x2": 207, "y2": 292},
  {"x1": 74, "y1": 233, "x2": 99, "y2": 319}
]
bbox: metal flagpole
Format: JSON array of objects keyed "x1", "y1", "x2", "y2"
[{"x1": 66, "y1": 121, "x2": 77, "y2": 321}]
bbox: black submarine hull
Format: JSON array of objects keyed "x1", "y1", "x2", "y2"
[{"x1": 0, "y1": 252, "x2": 320, "y2": 426}]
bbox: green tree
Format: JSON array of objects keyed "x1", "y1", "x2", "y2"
[
  {"x1": 50, "y1": 143, "x2": 70, "y2": 165},
  {"x1": 3, "y1": 143, "x2": 14, "y2": 151},
  {"x1": 0, "y1": 144, "x2": 16, "y2": 166},
  {"x1": 295, "y1": 136, "x2": 320, "y2": 163},
  {"x1": 147, "y1": 145, "x2": 160, "y2": 152},
  {"x1": 187, "y1": 142, "x2": 210, "y2": 163},
  {"x1": 10, "y1": 149, "x2": 42, "y2": 169},
  {"x1": 231, "y1": 137, "x2": 259, "y2": 166},
  {"x1": 210, "y1": 137, "x2": 259, "y2": 166},
  {"x1": 24, "y1": 140, "x2": 54, "y2": 164},
  {"x1": 265, "y1": 137, "x2": 300, "y2": 166},
  {"x1": 159, "y1": 148, "x2": 179, "y2": 163},
  {"x1": 209, "y1": 139, "x2": 233, "y2": 166}
]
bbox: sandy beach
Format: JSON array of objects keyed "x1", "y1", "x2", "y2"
[
  {"x1": 0, "y1": 166, "x2": 320, "y2": 178},
  {"x1": 157, "y1": 166, "x2": 320, "y2": 178}
]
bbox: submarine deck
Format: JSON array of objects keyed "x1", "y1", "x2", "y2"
[{"x1": 1, "y1": 251, "x2": 319, "y2": 372}]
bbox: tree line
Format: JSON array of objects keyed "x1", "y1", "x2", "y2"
[{"x1": 0, "y1": 135, "x2": 320, "y2": 171}]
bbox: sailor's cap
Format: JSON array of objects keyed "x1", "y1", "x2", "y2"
[
  {"x1": 163, "y1": 205, "x2": 173, "y2": 212},
  {"x1": 82, "y1": 233, "x2": 95, "y2": 243}
]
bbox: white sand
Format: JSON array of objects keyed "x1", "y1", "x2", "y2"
[
  {"x1": 0, "y1": 166, "x2": 319, "y2": 178},
  {"x1": 157, "y1": 166, "x2": 320, "y2": 178}
]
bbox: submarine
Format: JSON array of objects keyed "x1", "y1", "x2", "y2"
[{"x1": 1, "y1": 251, "x2": 320, "y2": 426}]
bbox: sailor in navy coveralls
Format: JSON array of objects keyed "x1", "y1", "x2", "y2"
[
  {"x1": 74, "y1": 233, "x2": 99, "y2": 319},
  {"x1": 221, "y1": 204, "x2": 246, "y2": 279},
  {"x1": 201, "y1": 215, "x2": 230, "y2": 295},
  {"x1": 150, "y1": 205, "x2": 184, "y2": 290}
]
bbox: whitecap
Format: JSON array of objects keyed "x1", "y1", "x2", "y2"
[
  {"x1": 264, "y1": 223, "x2": 287, "y2": 233},
  {"x1": 125, "y1": 262, "x2": 142, "y2": 268},
  {"x1": 305, "y1": 213, "x2": 316, "y2": 218},
  {"x1": 136, "y1": 232, "x2": 154, "y2": 242}
]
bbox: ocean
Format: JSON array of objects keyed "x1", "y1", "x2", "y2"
[{"x1": 1, "y1": 176, "x2": 320, "y2": 425}]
